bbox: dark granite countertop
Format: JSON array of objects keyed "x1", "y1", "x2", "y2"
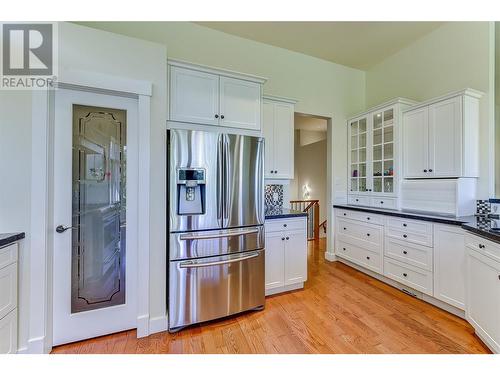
[
  {"x1": 0, "y1": 232, "x2": 25, "y2": 248},
  {"x1": 265, "y1": 207, "x2": 308, "y2": 220},
  {"x1": 333, "y1": 204, "x2": 475, "y2": 226},
  {"x1": 461, "y1": 218, "x2": 500, "y2": 244}
]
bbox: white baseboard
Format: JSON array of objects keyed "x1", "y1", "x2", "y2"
[
  {"x1": 324, "y1": 252, "x2": 338, "y2": 262},
  {"x1": 137, "y1": 314, "x2": 150, "y2": 338},
  {"x1": 265, "y1": 282, "x2": 304, "y2": 296},
  {"x1": 149, "y1": 315, "x2": 168, "y2": 334},
  {"x1": 27, "y1": 335, "x2": 48, "y2": 354},
  {"x1": 16, "y1": 346, "x2": 28, "y2": 354}
]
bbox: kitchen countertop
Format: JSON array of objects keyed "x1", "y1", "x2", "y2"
[
  {"x1": 461, "y1": 218, "x2": 500, "y2": 243},
  {"x1": 333, "y1": 204, "x2": 474, "y2": 226},
  {"x1": 265, "y1": 207, "x2": 308, "y2": 220},
  {"x1": 0, "y1": 232, "x2": 25, "y2": 248}
]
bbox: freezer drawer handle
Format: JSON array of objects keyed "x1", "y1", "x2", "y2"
[
  {"x1": 179, "y1": 228, "x2": 259, "y2": 241},
  {"x1": 179, "y1": 252, "x2": 260, "y2": 268}
]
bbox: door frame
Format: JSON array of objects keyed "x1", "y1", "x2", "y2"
[{"x1": 28, "y1": 69, "x2": 152, "y2": 353}]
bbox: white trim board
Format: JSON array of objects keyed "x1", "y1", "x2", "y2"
[{"x1": 28, "y1": 71, "x2": 153, "y2": 353}]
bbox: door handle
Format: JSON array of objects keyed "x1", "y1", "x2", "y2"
[
  {"x1": 179, "y1": 251, "x2": 260, "y2": 268},
  {"x1": 56, "y1": 225, "x2": 75, "y2": 233},
  {"x1": 180, "y1": 228, "x2": 259, "y2": 241}
]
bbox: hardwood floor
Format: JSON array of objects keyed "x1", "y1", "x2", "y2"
[{"x1": 52, "y1": 238, "x2": 491, "y2": 354}]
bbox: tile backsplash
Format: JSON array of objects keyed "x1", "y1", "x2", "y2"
[
  {"x1": 476, "y1": 200, "x2": 491, "y2": 215},
  {"x1": 265, "y1": 184, "x2": 284, "y2": 208}
]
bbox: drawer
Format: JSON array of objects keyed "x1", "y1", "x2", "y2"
[
  {"x1": 336, "y1": 240, "x2": 382, "y2": 274},
  {"x1": 0, "y1": 263, "x2": 17, "y2": 320},
  {"x1": 370, "y1": 197, "x2": 398, "y2": 210},
  {"x1": 384, "y1": 257, "x2": 433, "y2": 295},
  {"x1": 348, "y1": 195, "x2": 370, "y2": 206},
  {"x1": 0, "y1": 308, "x2": 17, "y2": 354},
  {"x1": 337, "y1": 218, "x2": 383, "y2": 247},
  {"x1": 265, "y1": 217, "x2": 306, "y2": 234},
  {"x1": 465, "y1": 233, "x2": 500, "y2": 263},
  {"x1": 385, "y1": 237, "x2": 433, "y2": 271},
  {"x1": 386, "y1": 216, "x2": 433, "y2": 235},
  {"x1": 0, "y1": 244, "x2": 18, "y2": 270},
  {"x1": 385, "y1": 227, "x2": 433, "y2": 248},
  {"x1": 335, "y1": 208, "x2": 384, "y2": 226}
]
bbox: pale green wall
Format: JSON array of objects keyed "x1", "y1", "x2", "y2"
[
  {"x1": 495, "y1": 22, "x2": 500, "y2": 196},
  {"x1": 366, "y1": 22, "x2": 495, "y2": 198}
]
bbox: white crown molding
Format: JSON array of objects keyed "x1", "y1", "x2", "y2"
[
  {"x1": 349, "y1": 97, "x2": 418, "y2": 120},
  {"x1": 402, "y1": 88, "x2": 484, "y2": 112},
  {"x1": 263, "y1": 94, "x2": 298, "y2": 104}
]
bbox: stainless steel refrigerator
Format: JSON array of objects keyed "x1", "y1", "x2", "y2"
[{"x1": 168, "y1": 129, "x2": 265, "y2": 332}]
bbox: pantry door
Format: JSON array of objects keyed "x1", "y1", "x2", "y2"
[{"x1": 52, "y1": 88, "x2": 138, "y2": 346}]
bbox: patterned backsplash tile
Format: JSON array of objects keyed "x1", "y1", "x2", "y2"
[
  {"x1": 476, "y1": 200, "x2": 491, "y2": 215},
  {"x1": 265, "y1": 184, "x2": 284, "y2": 208}
]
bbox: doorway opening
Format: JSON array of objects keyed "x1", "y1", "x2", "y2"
[{"x1": 290, "y1": 113, "x2": 328, "y2": 243}]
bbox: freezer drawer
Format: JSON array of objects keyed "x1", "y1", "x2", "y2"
[
  {"x1": 169, "y1": 250, "x2": 265, "y2": 331},
  {"x1": 169, "y1": 226, "x2": 264, "y2": 260}
]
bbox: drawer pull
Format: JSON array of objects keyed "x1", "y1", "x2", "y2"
[
  {"x1": 355, "y1": 199, "x2": 359, "y2": 202},
  {"x1": 403, "y1": 223, "x2": 407, "y2": 227},
  {"x1": 286, "y1": 236, "x2": 289, "y2": 240},
  {"x1": 343, "y1": 213, "x2": 347, "y2": 216},
  {"x1": 478, "y1": 244, "x2": 485, "y2": 249},
  {"x1": 366, "y1": 233, "x2": 370, "y2": 237},
  {"x1": 380, "y1": 201, "x2": 384, "y2": 204},
  {"x1": 342, "y1": 247, "x2": 346, "y2": 251},
  {"x1": 281, "y1": 237, "x2": 285, "y2": 241},
  {"x1": 366, "y1": 256, "x2": 370, "y2": 260},
  {"x1": 403, "y1": 250, "x2": 408, "y2": 255},
  {"x1": 403, "y1": 273, "x2": 408, "y2": 277},
  {"x1": 343, "y1": 227, "x2": 347, "y2": 230},
  {"x1": 367, "y1": 217, "x2": 370, "y2": 220},
  {"x1": 283, "y1": 224, "x2": 287, "y2": 227},
  {"x1": 403, "y1": 234, "x2": 407, "y2": 238}
]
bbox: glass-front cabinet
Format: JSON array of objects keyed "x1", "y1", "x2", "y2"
[{"x1": 347, "y1": 99, "x2": 415, "y2": 209}]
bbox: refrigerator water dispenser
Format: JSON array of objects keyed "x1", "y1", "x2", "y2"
[{"x1": 177, "y1": 168, "x2": 206, "y2": 215}]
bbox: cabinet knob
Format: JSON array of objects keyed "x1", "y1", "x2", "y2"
[
  {"x1": 403, "y1": 234, "x2": 407, "y2": 238},
  {"x1": 366, "y1": 256, "x2": 370, "y2": 260},
  {"x1": 355, "y1": 199, "x2": 359, "y2": 202},
  {"x1": 215, "y1": 114, "x2": 219, "y2": 118},
  {"x1": 221, "y1": 115, "x2": 225, "y2": 119},
  {"x1": 283, "y1": 224, "x2": 287, "y2": 227},
  {"x1": 367, "y1": 217, "x2": 370, "y2": 220},
  {"x1": 479, "y1": 244, "x2": 485, "y2": 249},
  {"x1": 343, "y1": 247, "x2": 346, "y2": 251},
  {"x1": 403, "y1": 250, "x2": 408, "y2": 255},
  {"x1": 429, "y1": 169, "x2": 433, "y2": 172},
  {"x1": 343, "y1": 213, "x2": 347, "y2": 216},
  {"x1": 366, "y1": 233, "x2": 370, "y2": 237},
  {"x1": 423, "y1": 169, "x2": 428, "y2": 172},
  {"x1": 281, "y1": 237, "x2": 285, "y2": 241},
  {"x1": 270, "y1": 170, "x2": 274, "y2": 174},
  {"x1": 403, "y1": 223, "x2": 407, "y2": 227},
  {"x1": 286, "y1": 236, "x2": 289, "y2": 240},
  {"x1": 403, "y1": 273, "x2": 408, "y2": 277},
  {"x1": 274, "y1": 170, "x2": 278, "y2": 173},
  {"x1": 343, "y1": 227, "x2": 347, "y2": 230}
]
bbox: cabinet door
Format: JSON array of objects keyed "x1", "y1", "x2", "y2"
[
  {"x1": 265, "y1": 231, "x2": 285, "y2": 292},
  {"x1": 403, "y1": 107, "x2": 429, "y2": 178},
  {"x1": 428, "y1": 97, "x2": 462, "y2": 177},
  {"x1": 466, "y1": 248, "x2": 500, "y2": 353},
  {"x1": 273, "y1": 102, "x2": 294, "y2": 179},
  {"x1": 349, "y1": 117, "x2": 369, "y2": 194},
  {"x1": 284, "y1": 229, "x2": 308, "y2": 286},
  {"x1": 220, "y1": 76, "x2": 261, "y2": 130},
  {"x1": 263, "y1": 101, "x2": 275, "y2": 178},
  {"x1": 371, "y1": 108, "x2": 395, "y2": 196},
  {"x1": 433, "y1": 224, "x2": 465, "y2": 309},
  {"x1": 169, "y1": 66, "x2": 220, "y2": 125},
  {"x1": 0, "y1": 309, "x2": 17, "y2": 354}
]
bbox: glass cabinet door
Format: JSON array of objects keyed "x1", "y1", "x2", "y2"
[
  {"x1": 372, "y1": 108, "x2": 394, "y2": 194},
  {"x1": 349, "y1": 117, "x2": 368, "y2": 193}
]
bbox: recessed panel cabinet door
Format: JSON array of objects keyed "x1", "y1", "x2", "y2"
[
  {"x1": 273, "y1": 102, "x2": 294, "y2": 179},
  {"x1": 428, "y1": 97, "x2": 462, "y2": 177},
  {"x1": 169, "y1": 66, "x2": 220, "y2": 126},
  {"x1": 263, "y1": 101, "x2": 275, "y2": 178},
  {"x1": 220, "y1": 76, "x2": 261, "y2": 130},
  {"x1": 466, "y1": 249, "x2": 500, "y2": 353},
  {"x1": 284, "y1": 229, "x2": 308, "y2": 285},
  {"x1": 403, "y1": 107, "x2": 429, "y2": 178},
  {"x1": 265, "y1": 232, "x2": 285, "y2": 292}
]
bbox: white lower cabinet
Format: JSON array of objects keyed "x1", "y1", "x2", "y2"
[
  {"x1": 466, "y1": 234, "x2": 500, "y2": 353},
  {"x1": 0, "y1": 243, "x2": 18, "y2": 354},
  {"x1": 383, "y1": 257, "x2": 433, "y2": 295},
  {"x1": 265, "y1": 217, "x2": 307, "y2": 296},
  {"x1": 433, "y1": 224, "x2": 466, "y2": 309}
]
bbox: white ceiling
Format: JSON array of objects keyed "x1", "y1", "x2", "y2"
[{"x1": 196, "y1": 22, "x2": 444, "y2": 70}]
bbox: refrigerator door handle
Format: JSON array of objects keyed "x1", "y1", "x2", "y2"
[
  {"x1": 216, "y1": 134, "x2": 224, "y2": 224},
  {"x1": 223, "y1": 135, "x2": 230, "y2": 225},
  {"x1": 179, "y1": 228, "x2": 260, "y2": 241},
  {"x1": 178, "y1": 252, "x2": 260, "y2": 269}
]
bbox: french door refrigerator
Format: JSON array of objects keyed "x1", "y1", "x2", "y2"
[{"x1": 168, "y1": 129, "x2": 265, "y2": 332}]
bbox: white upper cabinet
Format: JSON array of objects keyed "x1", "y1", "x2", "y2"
[
  {"x1": 263, "y1": 96, "x2": 296, "y2": 179},
  {"x1": 403, "y1": 106, "x2": 429, "y2": 178},
  {"x1": 347, "y1": 98, "x2": 415, "y2": 208},
  {"x1": 168, "y1": 60, "x2": 267, "y2": 131},
  {"x1": 403, "y1": 89, "x2": 482, "y2": 179},
  {"x1": 220, "y1": 76, "x2": 261, "y2": 131},
  {"x1": 169, "y1": 66, "x2": 220, "y2": 126}
]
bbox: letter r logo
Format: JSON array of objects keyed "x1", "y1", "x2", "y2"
[{"x1": 2, "y1": 23, "x2": 53, "y2": 76}]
